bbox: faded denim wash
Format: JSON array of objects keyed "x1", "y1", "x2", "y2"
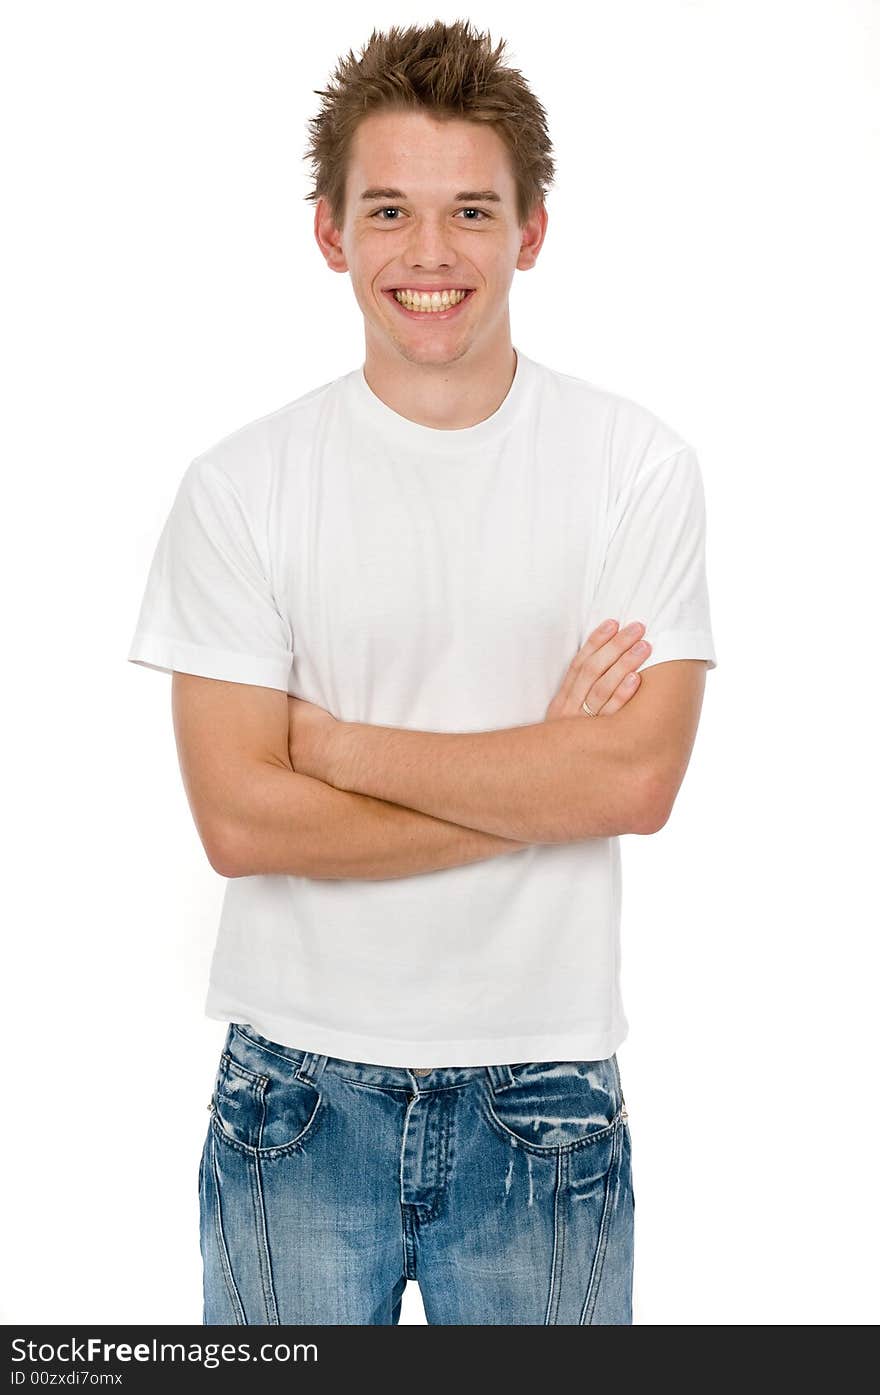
[{"x1": 200, "y1": 1023, "x2": 634, "y2": 1325}]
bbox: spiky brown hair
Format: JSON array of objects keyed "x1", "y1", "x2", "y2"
[{"x1": 303, "y1": 18, "x2": 556, "y2": 231}]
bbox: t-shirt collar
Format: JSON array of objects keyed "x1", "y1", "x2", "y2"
[{"x1": 351, "y1": 347, "x2": 532, "y2": 452}]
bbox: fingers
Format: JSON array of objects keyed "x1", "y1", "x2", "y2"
[
  {"x1": 596, "y1": 670, "x2": 642, "y2": 715},
  {"x1": 552, "y1": 620, "x2": 620, "y2": 713},
  {"x1": 584, "y1": 628, "x2": 652, "y2": 715},
  {"x1": 554, "y1": 619, "x2": 651, "y2": 716}
]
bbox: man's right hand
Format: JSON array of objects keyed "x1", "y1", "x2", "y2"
[{"x1": 545, "y1": 619, "x2": 652, "y2": 720}]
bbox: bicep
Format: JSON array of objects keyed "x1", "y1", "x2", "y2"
[
  {"x1": 171, "y1": 672, "x2": 292, "y2": 873},
  {"x1": 616, "y1": 659, "x2": 709, "y2": 832}
]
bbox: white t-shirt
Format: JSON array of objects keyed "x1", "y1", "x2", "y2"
[{"x1": 127, "y1": 348, "x2": 717, "y2": 1067}]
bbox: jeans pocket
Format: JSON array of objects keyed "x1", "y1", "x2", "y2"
[
  {"x1": 483, "y1": 1057, "x2": 624, "y2": 1152},
  {"x1": 210, "y1": 1048, "x2": 323, "y2": 1157}
]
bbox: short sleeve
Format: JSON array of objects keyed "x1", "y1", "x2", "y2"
[
  {"x1": 126, "y1": 456, "x2": 294, "y2": 691},
  {"x1": 585, "y1": 444, "x2": 718, "y2": 672}
]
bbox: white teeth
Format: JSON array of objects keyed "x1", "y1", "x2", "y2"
[{"x1": 392, "y1": 289, "x2": 469, "y2": 311}]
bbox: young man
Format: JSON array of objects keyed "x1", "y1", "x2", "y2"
[{"x1": 127, "y1": 20, "x2": 717, "y2": 1326}]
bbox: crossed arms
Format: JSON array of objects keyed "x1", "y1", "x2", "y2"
[{"x1": 171, "y1": 649, "x2": 708, "y2": 881}]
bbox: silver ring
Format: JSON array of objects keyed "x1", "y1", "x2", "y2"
[{"x1": 582, "y1": 698, "x2": 597, "y2": 716}]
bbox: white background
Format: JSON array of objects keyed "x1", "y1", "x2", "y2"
[{"x1": 3, "y1": 0, "x2": 877, "y2": 1325}]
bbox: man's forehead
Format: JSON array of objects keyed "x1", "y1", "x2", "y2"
[
  {"x1": 350, "y1": 162, "x2": 512, "y2": 203},
  {"x1": 351, "y1": 113, "x2": 509, "y2": 168},
  {"x1": 344, "y1": 116, "x2": 516, "y2": 214}
]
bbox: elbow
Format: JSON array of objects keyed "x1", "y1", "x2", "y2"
[
  {"x1": 205, "y1": 822, "x2": 245, "y2": 879},
  {"x1": 631, "y1": 805, "x2": 671, "y2": 836},
  {"x1": 567, "y1": 777, "x2": 667, "y2": 840},
  {"x1": 204, "y1": 819, "x2": 314, "y2": 880},
  {"x1": 630, "y1": 773, "x2": 674, "y2": 836}
]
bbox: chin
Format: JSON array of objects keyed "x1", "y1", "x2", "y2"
[{"x1": 395, "y1": 340, "x2": 473, "y2": 368}]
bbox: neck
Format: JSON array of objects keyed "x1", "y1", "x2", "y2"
[{"x1": 362, "y1": 331, "x2": 517, "y2": 431}]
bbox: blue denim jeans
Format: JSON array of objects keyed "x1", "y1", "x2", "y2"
[{"x1": 199, "y1": 1023, "x2": 634, "y2": 1325}]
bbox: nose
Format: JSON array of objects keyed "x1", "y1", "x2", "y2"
[{"x1": 403, "y1": 216, "x2": 459, "y2": 271}]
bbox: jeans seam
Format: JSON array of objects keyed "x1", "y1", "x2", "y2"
[
  {"x1": 250, "y1": 1153, "x2": 279, "y2": 1325},
  {"x1": 210, "y1": 1133, "x2": 246, "y2": 1324},
  {"x1": 579, "y1": 1116, "x2": 623, "y2": 1324},
  {"x1": 544, "y1": 1149, "x2": 567, "y2": 1324}
]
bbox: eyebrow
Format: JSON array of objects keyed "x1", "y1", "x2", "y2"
[{"x1": 358, "y1": 187, "x2": 503, "y2": 203}]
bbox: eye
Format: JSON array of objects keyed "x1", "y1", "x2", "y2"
[{"x1": 370, "y1": 207, "x2": 489, "y2": 222}]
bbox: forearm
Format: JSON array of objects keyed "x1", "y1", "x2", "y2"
[
  {"x1": 326, "y1": 712, "x2": 649, "y2": 843},
  {"x1": 221, "y1": 762, "x2": 531, "y2": 880}
]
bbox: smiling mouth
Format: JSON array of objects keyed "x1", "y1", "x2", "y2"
[{"x1": 383, "y1": 288, "x2": 475, "y2": 321}]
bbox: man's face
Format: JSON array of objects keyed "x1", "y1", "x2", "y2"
[{"x1": 318, "y1": 109, "x2": 544, "y2": 369}]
